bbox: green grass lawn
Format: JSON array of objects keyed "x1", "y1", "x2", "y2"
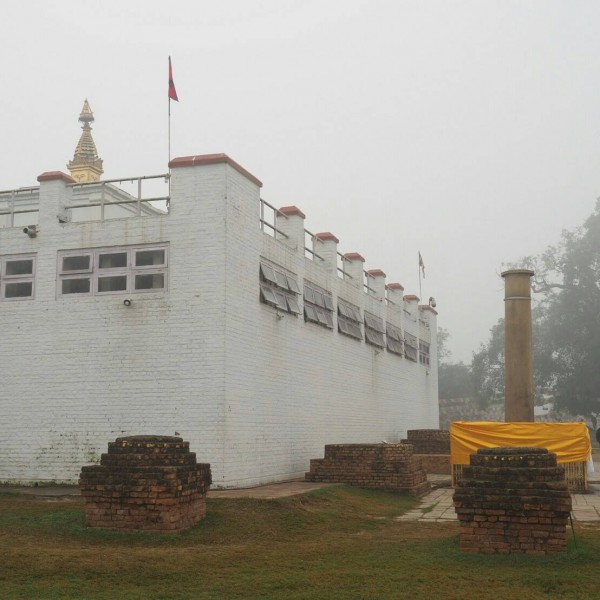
[{"x1": 0, "y1": 486, "x2": 598, "y2": 599}]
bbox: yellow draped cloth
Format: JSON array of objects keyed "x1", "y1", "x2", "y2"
[{"x1": 450, "y1": 421, "x2": 591, "y2": 465}]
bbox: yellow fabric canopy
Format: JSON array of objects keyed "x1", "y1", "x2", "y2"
[{"x1": 450, "y1": 421, "x2": 591, "y2": 465}]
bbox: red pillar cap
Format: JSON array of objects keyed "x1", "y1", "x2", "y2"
[
  {"x1": 343, "y1": 252, "x2": 365, "y2": 262},
  {"x1": 37, "y1": 171, "x2": 76, "y2": 183},
  {"x1": 278, "y1": 205, "x2": 306, "y2": 218},
  {"x1": 313, "y1": 231, "x2": 339, "y2": 243},
  {"x1": 367, "y1": 269, "x2": 386, "y2": 278},
  {"x1": 169, "y1": 153, "x2": 262, "y2": 187}
]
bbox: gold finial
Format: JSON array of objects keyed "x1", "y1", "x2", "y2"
[
  {"x1": 79, "y1": 98, "x2": 95, "y2": 125},
  {"x1": 68, "y1": 99, "x2": 104, "y2": 183}
]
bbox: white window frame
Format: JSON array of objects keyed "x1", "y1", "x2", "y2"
[
  {"x1": 404, "y1": 332, "x2": 418, "y2": 362},
  {"x1": 0, "y1": 254, "x2": 36, "y2": 301},
  {"x1": 259, "y1": 261, "x2": 301, "y2": 315},
  {"x1": 419, "y1": 340, "x2": 431, "y2": 366},
  {"x1": 304, "y1": 282, "x2": 334, "y2": 329},
  {"x1": 386, "y1": 323, "x2": 403, "y2": 356},
  {"x1": 338, "y1": 299, "x2": 362, "y2": 340},
  {"x1": 364, "y1": 312, "x2": 385, "y2": 348},
  {"x1": 57, "y1": 244, "x2": 169, "y2": 297}
]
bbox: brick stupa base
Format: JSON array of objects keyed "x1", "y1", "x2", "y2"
[
  {"x1": 79, "y1": 435, "x2": 211, "y2": 533},
  {"x1": 305, "y1": 443, "x2": 430, "y2": 496},
  {"x1": 453, "y1": 447, "x2": 572, "y2": 555},
  {"x1": 401, "y1": 429, "x2": 451, "y2": 475}
]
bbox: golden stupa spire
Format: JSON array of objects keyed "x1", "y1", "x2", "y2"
[{"x1": 67, "y1": 99, "x2": 104, "y2": 183}]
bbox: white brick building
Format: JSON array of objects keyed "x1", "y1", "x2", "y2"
[{"x1": 0, "y1": 153, "x2": 438, "y2": 487}]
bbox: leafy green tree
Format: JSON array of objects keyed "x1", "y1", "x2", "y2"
[
  {"x1": 439, "y1": 362, "x2": 473, "y2": 400},
  {"x1": 471, "y1": 320, "x2": 504, "y2": 407},
  {"x1": 536, "y1": 202, "x2": 600, "y2": 428},
  {"x1": 470, "y1": 310, "x2": 555, "y2": 408}
]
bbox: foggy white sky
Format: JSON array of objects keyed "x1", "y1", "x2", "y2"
[{"x1": 2, "y1": 0, "x2": 599, "y2": 362}]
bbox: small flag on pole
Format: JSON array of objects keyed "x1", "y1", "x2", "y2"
[
  {"x1": 168, "y1": 56, "x2": 179, "y2": 102},
  {"x1": 419, "y1": 252, "x2": 425, "y2": 279}
]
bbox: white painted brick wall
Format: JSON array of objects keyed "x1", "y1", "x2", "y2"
[{"x1": 0, "y1": 158, "x2": 438, "y2": 487}]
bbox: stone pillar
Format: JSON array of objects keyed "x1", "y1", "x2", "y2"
[
  {"x1": 366, "y1": 269, "x2": 386, "y2": 299},
  {"x1": 276, "y1": 205, "x2": 306, "y2": 257},
  {"x1": 501, "y1": 269, "x2": 534, "y2": 422},
  {"x1": 312, "y1": 232, "x2": 339, "y2": 273},
  {"x1": 342, "y1": 252, "x2": 365, "y2": 289},
  {"x1": 386, "y1": 282, "x2": 404, "y2": 305}
]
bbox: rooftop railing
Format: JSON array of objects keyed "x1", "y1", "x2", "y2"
[
  {"x1": 0, "y1": 187, "x2": 40, "y2": 228},
  {"x1": 0, "y1": 175, "x2": 170, "y2": 228},
  {"x1": 69, "y1": 174, "x2": 170, "y2": 221},
  {"x1": 259, "y1": 198, "x2": 288, "y2": 239}
]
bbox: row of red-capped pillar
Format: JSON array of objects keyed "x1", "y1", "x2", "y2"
[{"x1": 276, "y1": 205, "x2": 407, "y2": 304}]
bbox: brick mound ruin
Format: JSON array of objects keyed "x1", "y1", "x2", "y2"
[
  {"x1": 453, "y1": 447, "x2": 572, "y2": 555},
  {"x1": 305, "y1": 443, "x2": 430, "y2": 496},
  {"x1": 79, "y1": 435, "x2": 211, "y2": 532},
  {"x1": 401, "y1": 429, "x2": 450, "y2": 474}
]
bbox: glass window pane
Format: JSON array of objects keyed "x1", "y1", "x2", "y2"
[
  {"x1": 98, "y1": 252, "x2": 127, "y2": 269},
  {"x1": 4, "y1": 281, "x2": 33, "y2": 298},
  {"x1": 304, "y1": 286, "x2": 315, "y2": 304},
  {"x1": 366, "y1": 329, "x2": 384, "y2": 347},
  {"x1": 62, "y1": 255, "x2": 91, "y2": 272},
  {"x1": 135, "y1": 273, "x2": 165, "y2": 290},
  {"x1": 260, "y1": 263, "x2": 277, "y2": 285},
  {"x1": 97, "y1": 276, "x2": 127, "y2": 292},
  {"x1": 287, "y1": 277, "x2": 300, "y2": 294},
  {"x1": 260, "y1": 285, "x2": 278, "y2": 304},
  {"x1": 305, "y1": 305, "x2": 318, "y2": 321},
  {"x1": 316, "y1": 308, "x2": 329, "y2": 325},
  {"x1": 135, "y1": 249, "x2": 165, "y2": 267},
  {"x1": 5, "y1": 259, "x2": 33, "y2": 276},
  {"x1": 62, "y1": 278, "x2": 91, "y2": 294},
  {"x1": 324, "y1": 295, "x2": 334, "y2": 311},
  {"x1": 273, "y1": 291, "x2": 288, "y2": 310},
  {"x1": 313, "y1": 290, "x2": 324, "y2": 307},
  {"x1": 349, "y1": 322, "x2": 362, "y2": 339},
  {"x1": 387, "y1": 325, "x2": 401, "y2": 341},
  {"x1": 286, "y1": 296, "x2": 301, "y2": 314},
  {"x1": 338, "y1": 319, "x2": 350, "y2": 335},
  {"x1": 275, "y1": 271, "x2": 289, "y2": 289}
]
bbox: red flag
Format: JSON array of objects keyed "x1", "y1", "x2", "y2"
[{"x1": 168, "y1": 56, "x2": 178, "y2": 102}]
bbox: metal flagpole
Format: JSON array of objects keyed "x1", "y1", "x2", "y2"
[
  {"x1": 418, "y1": 252, "x2": 422, "y2": 301},
  {"x1": 168, "y1": 93, "x2": 171, "y2": 200},
  {"x1": 167, "y1": 56, "x2": 179, "y2": 204}
]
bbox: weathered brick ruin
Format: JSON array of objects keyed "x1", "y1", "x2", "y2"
[
  {"x1": 401, "y1": 429, "x2": 451, "y2": 475},
  {"x1": 453, "y1": 447, "x2": 572, "y2": 555},
  {"x1": 79, "y1": 435, "x2": 211, "y2": 532},
  {"x1": 305, "y1": 443, "x2": 430, "y2": 496}
]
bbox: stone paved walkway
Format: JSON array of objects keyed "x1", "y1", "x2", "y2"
[{"x1": 395, "y1": 482, "x2": 600, "y2": 524}]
